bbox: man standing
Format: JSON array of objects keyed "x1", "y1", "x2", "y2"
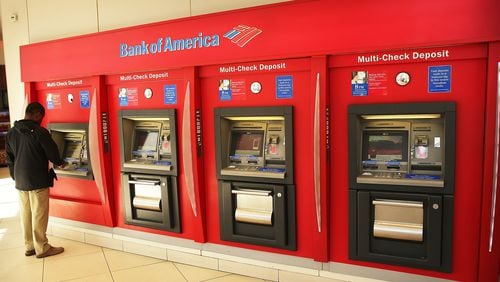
[{"x1": 6, "y1": 102, "x2": 66, "y2": 258}]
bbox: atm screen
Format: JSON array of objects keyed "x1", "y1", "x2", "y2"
[
  {"x1": 230, "y1": 131, "x2": 264, "y2": 157},
  {"x1": 362, "y1": 131, "x2": 408, "y2": 162},
  {"x1": 133, "y1": 130, "x2": 159, "y2": 153}
]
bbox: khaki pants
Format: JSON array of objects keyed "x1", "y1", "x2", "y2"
[{"x1": 18, "y1": 188, "x2": 50, "y2": 255}]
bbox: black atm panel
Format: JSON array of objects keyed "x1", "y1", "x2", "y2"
[
  {"x1": 119, "y1": 109, "x2": 180, "y2": 232},
  {"x1": 215, "y1": 106, "x2": 296, "y2": 250},
  {"x1": 119, "y1": 109, "x2": 177, "y2": 175},
  {"x1": 349, "y1": 190, "x2": 453, "y2": 271},
  {"x1": 122, "y1": 173, "x2": 180, "y2": 232},
  {"x1": 219, "y1": 181, "x2": 296, "y2": 250},
  {"x1": 347, "y1": 102, "x2": 455, "y2": 272},
  {"x1": 48, "y1": 123, "x2": 93, "y2": 180}
]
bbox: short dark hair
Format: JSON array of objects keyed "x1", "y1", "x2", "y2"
[{"x1": 25, "y1": 102, "x2": 45, "y2": 116}]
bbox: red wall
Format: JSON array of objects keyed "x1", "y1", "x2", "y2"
[
  {"x1": 20, "y1": 0, "x2": 500, "y2": 82},
  {"x1": 29, "y1": 76, "x2": 115, "y2": 226},
  {"x1": 105, "y1": 68, "x2": 206, "y2": 242}
]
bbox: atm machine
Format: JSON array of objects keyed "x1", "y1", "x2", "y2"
[
  {"x1": 48, "y1": 123, "x2": 92, "y2": 179},
  {"x1": 348, "y1": 102, "x2": 455, "y2": 272},
  {"x1": 215, "y1": 106, "x2": 296, "y2": 250},
  {"x1": 118, "y1": 109, "x2": 180, "y2": 232}
]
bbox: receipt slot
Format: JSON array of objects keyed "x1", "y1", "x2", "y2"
[
  {"x1": 348, "y1": 102, "x2": 455, "y2": 272},
  {"x1": 48, "y1": 123, "x2": 92, "y2": 179},
  {"x1": 215, "y1": 106, "x2": 296, "y2": 250},
  {"x1": 119, "y1": 109, "x2": 180, "y2": 232}
]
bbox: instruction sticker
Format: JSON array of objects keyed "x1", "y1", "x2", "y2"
[
  {"x1": 231, "y1": 79, "x2": 246, "y2": 101},
  {"x1": 276, "y1": 75, "x2": 293, "y2": 99},
  {"x1": 219, "y1": 79, "x2": 232, "y2": 101},
  {"x1": 352, "y1": 71, "x2": 368, "y2": 96},
  {"x1": 428, "y1": 65, "x2": 451, "y2": 93},
  {"x1": 46, "y1": 93, "x2": 61, "y2": 109},
  {"x1": 79, "y1": 90, "x2": 90, "y2": 108},
  {"x1": 118, "y1": 88, "x2": 128, "y2": 106},
  {"x1": 164, "y1": 84, "x2": 177, "y2": 105}
]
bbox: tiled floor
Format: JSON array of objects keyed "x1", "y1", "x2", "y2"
[{"x1": 0, "y1": 168, "x2": 270, "y2": 282}]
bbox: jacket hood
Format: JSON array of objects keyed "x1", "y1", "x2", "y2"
[{"x1": 13, "y1": 119, "x2": 39, "y2": 136}]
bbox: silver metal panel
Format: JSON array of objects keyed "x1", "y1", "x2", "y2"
[
  {"x1": 357, "y1": 176, "x2": 444, "y2": 187},
  {"x1": 221, "y1": 168, "x2": 285, "y2": 179},
  {"x1": 490, "y1": 62, "x2": 500, "y2": 252},
  {"x1": 133, "y1": 196, "x2": 161, "y2": 211},
  {"x1": 233, "y1": 189, "x2": 273, "y2": 225},
  {"x1": 314, "y1": 72, "x2": 321, "y2": 232},
  {"x1": 124, "y1": 162, "x2": 172, "y2": 171},
  {"x1": 373, "y1": 199, "x2": 424, "y2": 242}
]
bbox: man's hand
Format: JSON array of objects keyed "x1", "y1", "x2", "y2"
[{"x1": 56, "y1": 162, "x2": 68, "y2": 169}]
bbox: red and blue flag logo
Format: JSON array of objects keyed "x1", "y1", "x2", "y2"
[{"x1": 223, "y1": 25, "x2": 263, "y2": 47}]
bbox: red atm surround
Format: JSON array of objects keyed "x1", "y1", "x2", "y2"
[
  {"x1": 105, "y1": 68, "x2": 206, "y2": 242},
  {"x1": 199, "y1": 57, "x2": 329, "y2": 259},
  {"x1": 25, "y1": 76, "x2": 115, "y2": 227},
  {"x1": 329, "y1": 44, "x2": 488, "y2": 280}
]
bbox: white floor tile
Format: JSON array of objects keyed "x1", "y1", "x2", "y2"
[
  {"x1": 43, "y1": 251, "x2": 110, "y2": 282},
  {"x1": 208, "y1": 274, "x2": 267, "y2": 282},
  {"x1": 65, "y1": 272, "x2": 114, "y2": 282},
  {"x1": 112, "y1": 261, "x2": 186, "y2": 282},
  {"x1": 0, "y1": 246, "x2": 39, "y2": 269},
  {"x1": 219, "y1": 259, "x2": 279, "y2": 281},
  {"x1": 0, "y1": 215, "x2": 21, "y2": 234},
  {"x1": 104, "y1": 248, "x2": 162, "y2": 271},
  {"x1": 280, "y1": 270, "x2": 346, "y2": 282},
  {"x1": 0, "y1": 202, "x2": 20, "y2": 221},
  {"x1": 123, "y1": 240, "x2": 167, "y2": 259},
  {"x1": 86, "y1": 232, "x2": 123, "y2": 250},
  {"x1": 51, "y1": 225, "x2": 85, "y2": 242},
  {"x1": 45, "y1": 235, "x2": 103, "y2": 259},
  {"x1": 0, "y1": 231, "x2": 25, "y2": 250},
  {"x1": 174, "y1": 262, "x2": 229, "y2": 281},
  {"x1": 169, "y1": 249, "x2": 219, "y2": 270},
  {"x1": 0, "y1": 260, "x2": 43, "y2": 282}
]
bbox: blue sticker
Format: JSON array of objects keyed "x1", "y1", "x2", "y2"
[
  {"x1": 219, "y1": 79, "x2": 232, "y2": 101},
  {"x1": 80, "y1": 90, "x2": 90, "y2": 108},
  {"x1": 276, "y1": 75, "x2": 293, "y2": 99},
  {"x1": 46, "y1": 100, "x2": 54, "y2": 109},
  {"x1": 428, "y1": 65, "x2": 451, "y2": 93},
  {"x1": 351, "y1": 71, "x2": 368, "y2": 96},
  {"x1": 118, "y1": 88, "x2": 128, "y2": 106},
  {"x1": 352, "y1": 84, "x2": 368, "y2": 96},
  {"x1": 164, "y1": 85, "x2": 177, "y2": 105}
]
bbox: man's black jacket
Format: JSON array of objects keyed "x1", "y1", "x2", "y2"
[{"x1": 6, "y1": 119, "x2": 64, "y2": 191}]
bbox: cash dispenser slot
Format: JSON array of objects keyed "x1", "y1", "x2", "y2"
[
  {"x1": 130, "y1": 179, "x2": 162, "y2": 211},
  {"x1": 122, "y1": 173, "x2": 180, "y2": 232},
  {"x1": 373, "y1": 199, "x2": 423, "y2": 242},
  {"x1": 232, "y1": 189, "x2": 273, "y2": 225}
]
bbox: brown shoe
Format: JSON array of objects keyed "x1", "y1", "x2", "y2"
[
  {"x1": 25, "y1": 249, "x2": 35, "y2": 256},
  {"x1": 36, "y1": 246, "x2": 64, "y2": 258}
]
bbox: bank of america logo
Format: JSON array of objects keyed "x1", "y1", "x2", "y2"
[{"x1": 223, "y1": 25, "x2": 262, "y2": 47}]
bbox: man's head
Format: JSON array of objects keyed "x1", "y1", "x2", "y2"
[{"x1": 25, "y1": 102, "x2": 45, "y2": 125}]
